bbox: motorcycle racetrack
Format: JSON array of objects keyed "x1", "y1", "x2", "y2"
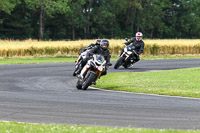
[{"x1": 0, "y1": 59, "x2": 200, "y2": 130}]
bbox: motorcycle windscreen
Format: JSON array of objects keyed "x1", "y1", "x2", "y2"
[
  {"x1": 95, "y1": 54, "x2": 105, "y2": 65},
  {"x1": 128, "y1": 45, "x2": 135, "y2": 50}
]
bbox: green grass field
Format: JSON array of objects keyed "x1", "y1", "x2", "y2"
[
  {"x1": 0, "y1": 57, "x2": 77, "y2": 64},
  {"x1": 95, "y1": 67, "x2": 200, "y2": 98},
  {"x1": 0, "y1": 55, "x2": 200, "y2": 64},
  {"x1": 0, "y1": 121, "x2": 200, "y2": 133}
]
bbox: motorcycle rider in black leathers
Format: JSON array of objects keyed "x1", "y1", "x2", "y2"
[
  {"x1": 79, "y1": 39, "x2": 101, "y2": 55},
  {"x1": 120, "y1": 32, "x2": 145, "y2": 62},
  {"x1": 78, "y1": 39, "x2": 111, "y2": 78},
  {"x1": 73, "y1": 39, "x2": 101, "y2": 76}
]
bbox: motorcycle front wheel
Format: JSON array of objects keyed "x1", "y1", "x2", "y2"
[
  {"x1": 82, "y1": 72, "x2": 97, "y2": 90},
  {"x1": 114, "y1": 57, "x2": 124, "y2": 69}
]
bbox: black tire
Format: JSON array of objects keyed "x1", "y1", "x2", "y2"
[
  {"x1": 76, "y1": 79, "x2": 82, "y2": 89},
  {"x1": 114, "y1": 57, "x2": 124, "y2": 69},
  {"x1": 73, "y1": 70, "x2": 77, "y2": 76},
  {"x1": 82, "y1": 72, "x2": 96, "y2": 90},
  {"x1": 123, "y1": 65, "x2": 128, "y2": 68},
  {"x1": 73, "y1": 64, "x2": 80, "y2": 76}
]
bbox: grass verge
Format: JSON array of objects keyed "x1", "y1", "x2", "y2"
[
  {"x1": 0, "y1": 121, "x2": 200, "y2": 133},
  {"x1": 0, "y1": 55, "x2": 200, "y2": 64},
  {"x1": 0, "y1": 57, "x2": 77, "y2": 64},
  {"x1": 95, "y1": 67, "x2": 200, "y2": 98}
]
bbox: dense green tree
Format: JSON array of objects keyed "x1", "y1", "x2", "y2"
[
  {"x1": 93, "y1": 0, "x2": 125, "y2": 38},
  {"x1": 67, "y1": 0, "x2": 86, "y2": 40},
  {"x1": 174, "y1": 0, "x2": 200, "y2": 38},
  {"x1": 0, "y1": 0, "x2": 19, "y2": 14},
  {"x1": 139, "y1": 0, "x2": 170, "y2": 38},
  {"x1": 0, "y1": 0, "x2": 199, "y2": 39},
  {"x1": 0, "y1": 0, "x2": 20, "y2": 24},
  {"x1": 24, "y1": 0, "x2": 71, "y2": 40},
  {"x1": 0, "y1": 2, "x2": 32, "y2": 39}
]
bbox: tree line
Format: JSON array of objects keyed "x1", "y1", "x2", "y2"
[{"x1": 0, "y1": 0, "x2": 199, "y2": 40}]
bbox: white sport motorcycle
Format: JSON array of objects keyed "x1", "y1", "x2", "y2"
[
  {"x1": 76, "y1": 54, "x2": 108, "y2": 90},
  {"x1": 73, "y1": 50, "x2": 90, "y2": 76},
  {"x1": 114, "y1": 39, "x2": 138, "y2": 69}
]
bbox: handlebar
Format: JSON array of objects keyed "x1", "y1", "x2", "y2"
[{"x1": 132, "y1": 50, "x2": 138, "y2": 56}]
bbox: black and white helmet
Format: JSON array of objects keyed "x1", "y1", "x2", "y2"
[
  {"x1": 135, "y1": 32, "x2": 143, "y2": 41},
  {"x1": 100, "y1": 39, "x2": 109, "y2": 50}
]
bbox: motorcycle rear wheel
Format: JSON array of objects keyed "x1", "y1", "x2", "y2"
[
  {"x1": 73, "y1": 64, "x2": 80, "y2": 76},
  {"x1": 76, "y1": 79, "x2": 82, "y2": 89}
]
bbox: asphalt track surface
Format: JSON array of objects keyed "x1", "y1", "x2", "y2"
[{"x1": 0, "y1": 59, "x2": 200, "y2": 130}]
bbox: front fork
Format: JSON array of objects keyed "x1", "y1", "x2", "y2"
[
  {"x1": 121, "y1": 53, "x2": 130, "y2": 60},
  {"x1": 80, "y1": 63, "x2": 90, "y2": 78},
  {"x1": 80, "y1": 64, "x2": 103, "y2": 80}
]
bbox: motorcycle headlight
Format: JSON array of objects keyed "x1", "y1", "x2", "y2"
[
  {"x1": 127, "y1": 51, "x2": 132, "y2": 55},
  {"x1": 124, "y1": 48, "x2": 128, "y2": 52},
  {"x1": 98, "y1": 59, "x2": 102, "y2": 63}
]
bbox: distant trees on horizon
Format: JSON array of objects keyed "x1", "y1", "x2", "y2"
[{"x1": 0, "y1": 0, "x2": 199, "y2": 40}]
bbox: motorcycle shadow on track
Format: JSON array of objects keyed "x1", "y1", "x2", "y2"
[{"x1": 73, "y1": 85, "x2": 102, "y2": 91}]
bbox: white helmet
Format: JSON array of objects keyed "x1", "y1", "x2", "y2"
[{"x1": 135, "y1": 32, "x2": 143, "y2": 41}]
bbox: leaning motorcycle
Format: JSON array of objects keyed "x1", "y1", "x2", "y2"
[
  {"x1": 73, "y1": 50, "x2": 90, "y2": 76},
  {"x1": 114, "y1": 40, "x2": 138, "y2": 69},
  {"x1": 76, "y1": 54, "x2": 108, "y2": 90}
]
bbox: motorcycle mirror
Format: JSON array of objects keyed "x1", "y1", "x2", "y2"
[{"x1": 125, "y1": 38, "x2": 128, "y2": 41}]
